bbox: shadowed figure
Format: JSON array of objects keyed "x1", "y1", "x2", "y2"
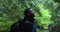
[{"x1": 10, "y1": 8, "x2": 43, "y2": 32}]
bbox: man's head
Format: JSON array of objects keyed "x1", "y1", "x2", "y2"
[{"x1": 24, "y1": 8, "x2": 35, "y2": 18}]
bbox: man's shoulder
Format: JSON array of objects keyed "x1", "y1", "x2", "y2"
[{"x1": 17, "y1": 19, "x2": 24, "y2": 22}]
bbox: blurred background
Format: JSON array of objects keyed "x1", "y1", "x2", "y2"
[{"x1": 0, "y1": 0, "x2": 60, "y2": 32}]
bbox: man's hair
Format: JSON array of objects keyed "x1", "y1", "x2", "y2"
[{"x1": 24, "y1": 8, "x2": 31, "y2": 16}]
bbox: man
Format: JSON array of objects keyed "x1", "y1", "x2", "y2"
[{"x1": 10, "y1": 8, "x2": 43, "y2": 32}]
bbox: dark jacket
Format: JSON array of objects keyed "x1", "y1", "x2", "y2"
[{"x1": 10, "y1": 18, "x2": 36, "y2": 32}]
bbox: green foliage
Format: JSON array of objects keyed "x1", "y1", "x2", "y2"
[{"x1": 0, "y1": 0, "x2": 60, "y2": 32}]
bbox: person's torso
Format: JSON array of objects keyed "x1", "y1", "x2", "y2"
[{"x1": 18, "y1": 19, "x2": 35, "y2": 32}]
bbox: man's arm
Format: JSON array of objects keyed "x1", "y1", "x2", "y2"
[{"x1": 10, "y1": 23, "x2": 18, "y2": 32}]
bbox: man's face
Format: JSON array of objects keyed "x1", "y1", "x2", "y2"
[{"x1": 27, "y1": 9, "x2": 35, "y2": 17}]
